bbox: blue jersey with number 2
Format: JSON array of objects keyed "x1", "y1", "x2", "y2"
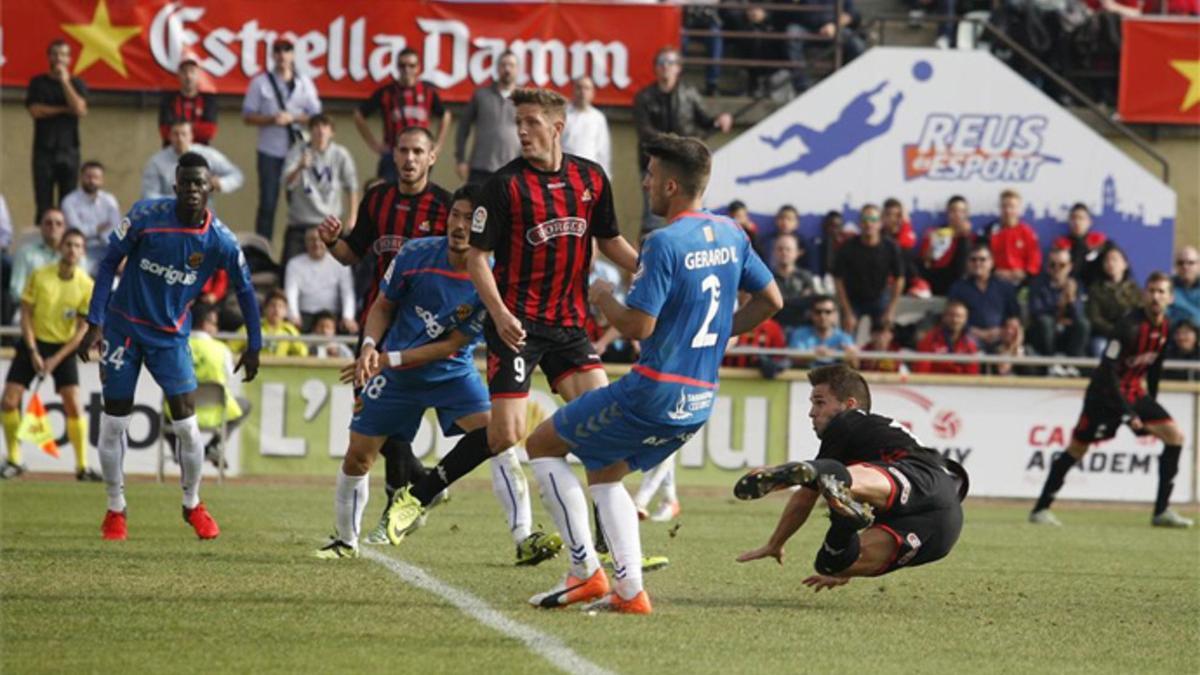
[{"x1": 614, "y1": 210, "x2": 772, "y2": 426}]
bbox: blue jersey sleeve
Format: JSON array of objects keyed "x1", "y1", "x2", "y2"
[
  {"x1": 625, "y1": 233, "x2": 673, "y2": 318},
  {"x1": 381, "y1": 245, "x2": 421, "y2": 302},
  {"x1": 739, "y1": 243, "x2": 773, "y2": 293},
  {"x1": 223, "y1": 236, "x2": 262, "y2": 352},
  {"x1": 87, "y1": 210, "x2": 145, "y2": 325}
]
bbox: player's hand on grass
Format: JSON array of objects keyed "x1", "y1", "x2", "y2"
[
  {"x1": 236, "y1": 350, "x2": 260, "y2": 382},
  {"x1": 737, "y1": 543, "x2": 784, "y2": 566},
  {"x1": 495, "y1": 311, "x2": 526, "y2": 354},
  {"x1": 77, "y1": 324, "x2": 103, "y2": 363},
  {"x1": 318, "y1": 215, "x2": 343, "y2": 245},
  {"x1": 354, "y1": 347, "x2": 380, "y2": 387},
  {"x1": 802, "y1": 574, "x2": 849, "y2": 593}
]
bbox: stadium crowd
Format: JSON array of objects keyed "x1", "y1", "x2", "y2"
[{"x1": 1, "y1": 33, "x2": 1197, "y2": 393}]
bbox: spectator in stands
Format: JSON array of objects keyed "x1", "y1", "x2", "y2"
[
  {"x1": 1028, "y1": 248, "x2": 1089, "y2": 366},
  {"x1": 243, "y1": 39, "x2": 322, "y2": 242},
  {"x1": 142, "y1": 121, "x2": 243, "y2": 200},
  {"x1": 1163, "y1": 321, "x2": 1198, "y2": 382},
  {"x1": 725, "y1": 2, "x2": 777, "y2": 98},
  {"x1": 236, "y1": 289, "x2": 307, "y2": 356},
  {"x1": 181, "y1": 303, "x2": 251, "y2": 466},
  {"x1": 920, "y1": 195, "x2": 975, "y2": 296},
  {"x1": 355, "y1": 48, "x2": 449, "y2": 182},
  {"x1": 833, "y1": 203, "x2": 904, "y2": 335},
  {"x1": 882, "y1": 197, "x2": 928, "y2": 297},
  {"x1": 772, "y1": 233, "x2": 818, "y2": 329},
  {"x1": 60, "y1": 161, "x2": 119, "y2": 272},
  {"x1": 774, "y1": 0, "x2": 866, "y2": 93},
  {"x1": 633, "y1": 46, "x2": 732, "y2": 233},
  {"x1": 27, "y1": 39, "x2": 88, "y2": 220},
  {"x1": 1169, "y1": 245, "x2": 1200, "y2": 328},
  {"x1": 282, "y1": 114, "x2": 359, "y2": 263},
  {"x1": 811, "y1": 210, "x2": 845, "y2": 278},
  {"x1": 991, "y1": 317, "x2": 1032, "y2": 376},
  {"x1": 9, "y1": 209, "x2": 65, "y2": 306},
  {"x1": 683, "y1": 2, "x2": 726, "y2": 97},
  {"x1": 859, "y1": 321, "x2": 903, "y2": 373},
  {"x1": 158, "y1": 59, "x2": 218, "y2": 146},
  {"x1": 309, "y1": 311, "x2": 355, "y2": 359},
  {"x1": 727, "y1": 200, "x2": 759, "y2": 248},
  {"x1": 759, "y1": 204, "x2": 799, "y2": 260},
  {"x1": 788, "y1": 295, "x2": 858, "y2": 368},
  {"x1": 948, "y1": 243, "x2": 1020, "y2": 351},
  {"x1": 455, "y1": 51, "x2": 521, "y2": 185},
  {"x1": 1085, "y1": 245, "x2": 1141, "y2": 355},
  {"x1": 1053, "y1": 203, "x2": 1113, "y2": 288},
  {"x1": 914, "y1": 299, "x2": 980, "y2": 375},
  {"x1": 284, "y1": 227, "x2": 357, "y2": 334},
  {"x1": 986, "y1": 189, "x2": 1041, "y2": 285},
  {"x1": 562, "y1": 76, "x2": 612, "y2": 177},
  {"x1": 724, "y1": 310, "x2": 787, "y2": 378}
]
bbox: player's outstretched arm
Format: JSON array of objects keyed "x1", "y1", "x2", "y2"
[
  {"x1": 737, "y1": 487, "x2": 818, "y2": 565},
  {"x1": 467, "y1": 247, "x2": 525, "y2": 352},
  {"x1": 80, "y1": 239, "x2": 131, "y2": 362},
  {"x1": 318, "y1": 216, "x2": 361, "y2": 266},
  {"x1": 596, "y1": 235, "x2": 639, "y2": 275},
  {"x1": 731, "y1": 281, "x2": 783, "y2": 336},
  {"x1": 591, "y1": 279, "x2": 655, "y2": 340}
]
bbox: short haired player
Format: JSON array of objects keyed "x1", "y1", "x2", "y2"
[
  {"x1": 735, "y1": 364, "x2": 968, "y2": 592},
  {"x1": 79, "y1": 152, "x2": 262, "y2": 541}
]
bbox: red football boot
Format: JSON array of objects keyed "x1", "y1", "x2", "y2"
[
  {"x1": 101, "y1": 510, "x2": 127, "y2": 541},
  {"x1": 183, "y1": 503, "x2": 220, "y2": 540}
]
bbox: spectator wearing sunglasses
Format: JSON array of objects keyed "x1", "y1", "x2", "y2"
[
  {"x1": 787, "y1": 295, "x2": 858, "y2": 368},
  {"x1": 1028, "y1": 248, "x2": 1089, "y2": 361},
  {"x1": 948, "y1": 243, "x2": 1020, "y2": 351}
]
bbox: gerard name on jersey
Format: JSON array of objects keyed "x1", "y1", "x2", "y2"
[{"x1": 684, "y1": 246, "x2": 740, "y2": 270}]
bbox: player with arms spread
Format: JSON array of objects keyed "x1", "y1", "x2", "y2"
[
  {"x1": 735, "y1": 364, "x2": 968, "y2": 591},
  {"x1": 515, "y1": 134, "x2": 782, "y2": 614},
  {"x1": 1030, "y1": 272, "x2": 1191, "y2": 528},
  {"x1": 78, "y1": 152, "x2": 262, "y2": 541}
]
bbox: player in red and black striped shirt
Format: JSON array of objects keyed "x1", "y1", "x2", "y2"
[
  {"x1": 467, "y1": 88, "x2": 638, "y2": 457},
  {"x1": 317, "y1": 125, "x2": 449, "y2": 531},
  {"x1": 158, "y1": 59, "x2": 218, "y2": 146},
  {"x1": 1032, "y1": 272, "x2": 1192, "y2": 527},
  {"x1": 354, "y1": 48, "x2": 450, "y2": 182}
]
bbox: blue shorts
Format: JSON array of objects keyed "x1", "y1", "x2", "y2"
[
  {"x1": 100, "y1": 324, "x2": 197, "y2": 400},
  {"x1": 350, "y1": 370, "x2": 490, "y2": 440},
  {"x1": 553, "y1": 385, "x2": 704, "y2": 472}
]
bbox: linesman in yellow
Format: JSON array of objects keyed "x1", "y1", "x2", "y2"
[
  {"x1": 2, "y1": 228, "x2": 99, "y2": 480},
  {"x1": 165, "y1": 304, "x2": 251, "y2": 467}
]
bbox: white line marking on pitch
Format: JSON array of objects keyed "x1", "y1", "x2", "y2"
[{"x1": 362, "y1": 548, "x2": 615, "y2": 675}]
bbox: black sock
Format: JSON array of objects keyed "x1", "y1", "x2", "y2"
[
  {"x1": 379, "y1": 438, "x2": 414, "y2": 516},
  {"x1": 1154, "y1": 444, "x2": 1182, "y2": 516},
  {"x1": 593, "y1": 502, "x2": 609, "y2": 554},
  {"x1": 815, "y1": 527, "x2": 861, "y2": 575},
  {"x1": 808, "y1": 458, "x2": 852, "y2": 487},
  {"x1": 1034, "y1": 452, "x2": 1077, "y2": 512},
  {"x1": 411, "y1": 429, "x2": 490, "y2": 506}
]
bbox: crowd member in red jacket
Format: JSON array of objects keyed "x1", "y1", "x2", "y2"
[
  {"x1": 1053, "y1": 203, "x2": 1114, "y2": 288},
  {"x1": 158, "y1": 59, "x2": 218, "y2": 146},
  {"x1": 986, "y1": 189, "x2": 1041, "y2": 286},
  {"x1": 915, "y1": 299, "x2": 980, "y2": 375}
]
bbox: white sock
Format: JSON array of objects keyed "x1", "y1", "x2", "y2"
[
  {"x1": 98, "y1": 413, "x2": 131, "y2": 512},
  {"x1": 173, "y1": 416, "x2": 204, "y2": 509},
  {"x1": 490, "y1": 449, "x2": 532, "y2": 544},
  {"x1": 335, "y1": 468, "x2": 369, "y2": 548},
  {"x1": 590, "y1": 482, "x2": 644, "y2": 600},
  {"x1": 635, "y1": 458, "x2": 673, "y2": 511},
  {"x1": 658, "y1": 458, "x2": 677, "y2": 504},
  {"x1": 530, "y1": 457, "x2": 599, "y2": 578}
]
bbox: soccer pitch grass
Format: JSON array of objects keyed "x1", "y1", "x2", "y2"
[{"x1": 2, "y1": 479, "x2": 1198, "y2": 675}]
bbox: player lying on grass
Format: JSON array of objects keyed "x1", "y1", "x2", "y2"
[
  {"x1": 1030, "y1": 272, "x2": 1192, "y2": 528},
  {"x1": 735, "y1": 365, "x2": 968, "y2": 591},
  {"x1": 79, "y1": 152, "x2": 263, "y2": 541},
  {"x1": 489, "y1": 134, "x2": 782, "y2": 614},
  {"x1": 316, "y1": 185, "x2": 562, "y2": 563}
]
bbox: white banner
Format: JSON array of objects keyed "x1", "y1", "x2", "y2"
[
  {"x1": 788, "y1": 381, "x2": 1196, "y2": 503},
  {"x1": 706, "y1": 48, "x2": 1176, "y2": 281}
]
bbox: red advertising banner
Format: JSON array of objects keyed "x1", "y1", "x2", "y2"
[
  {"x1": 1118, "y1": 17, "x2": 1200, "y2": 125},
  {"x1": 0, "y1": 0, "x2": 681, "y2": 106}
]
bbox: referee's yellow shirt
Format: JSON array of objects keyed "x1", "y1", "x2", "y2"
[{"x1": 21, "y1": 263, "x2": 94, "y2": 344}]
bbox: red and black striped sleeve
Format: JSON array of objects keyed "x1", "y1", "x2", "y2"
[
  {"x1": 346, "y1": 185, "x2": 387, "y2": 258},
  {"x1": 470, "y1": 173, "x2": 511, "y2": 252},
  {"x1": 589, "y1": 163, "x2": 619, "y2": 239}
]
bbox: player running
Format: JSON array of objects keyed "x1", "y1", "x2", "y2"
[
  {"x1": 383, "y1": 89, "x2": 643, "y2": 558},
  {"x1": 315, "y1": 186, "x2": 563, "y2": 562},
  {"x1": 1030, "y1": 272, "x2": 1192, "y2": 528},
  {"x1": 78, "y1": 152, "x2": 262, "y2": 541},
  {"x1": 509, "y1": 133, "x2": 782, "y2": 614},
  {"x1": 735, "y1": 364, "x2": 968, "y2": 592}
]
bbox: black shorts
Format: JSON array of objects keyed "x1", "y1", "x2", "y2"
[
  {"x1": 1072, "y1": 393, "x2": 1171, "y2": 444},
  {"x1": 5, "y1": 341, "x2": 80, "y2": 390},
  {"x1": 857, "y1": 458, "x2": 964, "y2": 575},
  {"x1": 484, "y1": 318, "x2": 602, "y2": 397}
]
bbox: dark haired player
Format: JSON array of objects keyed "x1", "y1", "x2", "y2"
[
  {"x1": 1030, "y1": 272, "x2": 1192, "y2": 528},
  {"x1": 79, "y1": 152, "x2": 262, "y2": 541},
  {"x1": 384, "y1": 89, "x2": 645, "y2": 563},
  {"x1": 735, "y1": 364, "x2": 968, "y2": 592},
  {"x1": 317, "y1": 125, "x2": 454, "y2": 544}
]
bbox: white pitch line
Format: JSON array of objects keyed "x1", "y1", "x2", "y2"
[{"x1": 362, "y1": 548, "x2": 615, "y2": 675}]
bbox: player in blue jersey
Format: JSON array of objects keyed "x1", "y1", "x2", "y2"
[
  {"x1": 315, "y1": 185, "x2": 563, "y2": 562},
  {"x1": 77, "y1": 152, "x2": 263, "y2": 541},
  {"x1": 519, "y1": 134, "x2": 782, "y2": 613}
]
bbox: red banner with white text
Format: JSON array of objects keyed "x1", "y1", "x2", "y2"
[
  {"x1": 1117, "y1": 17, "x2": 1200, "y2": 125},
  {"x1": 0, "y1": 0, "x2": 681, "y2": 106}
]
